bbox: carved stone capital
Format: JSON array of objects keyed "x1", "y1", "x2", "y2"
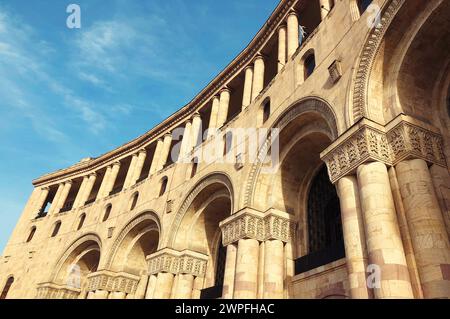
[
  {"x1": 86, "y1": 270, "x2": 140, "y2": 294},
  {"x1": 219, "y1": 208, "x2": 297, "y2": 246},
  {"x1": 146, "y1": 248, "x2": 208, "y2": 278},
  {"x1": 321, "y1": 115, "x2": 447, "y2": 183},
  {"x1": 36, "y1": 282, "x2": 80, "y2": 299}
]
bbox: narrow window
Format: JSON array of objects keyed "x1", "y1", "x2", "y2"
[
  {"x1": 26, "y1": 227, "x2": 36, "y2": 243},
  {"x1": 51, "y1": 221, "x2": 61, "y2": 237},
  {"x1": 159, "y1": 177, "x2": 168, "y2": 197},
  {"x1": 103, "y1": 205, "x2": 112, "y2": 222},
  {"x1": 223, "y1": 131, "x2": 233, "y2": 156},
  {"x1": 130, "y1": 193, "x2": 139, "y2": 211},
  {"x1": 77, "y1": 213, "x2": 86, "y2": 230},
  {"x1": 358, "y1": 0, "x2": 373, "y2": 14},
  {"x1": 304, "y1": 53, "x2": 316, "y2": 79},
  {"x1": 215, "y1": 238, "x2": 227, "y2": 287},
  {"x1": 263, "y1": 99, "x2": 271, "y2": 123},
  {"x1": 191, "y1": 158, "x2": 199, "y2": 179},
  {"x1": 0, "y1": 277, "x2": 14, "y2": 299}
]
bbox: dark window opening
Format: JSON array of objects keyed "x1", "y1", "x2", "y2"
[
  {"x1": 103, "y1": 205, "x2": 112, "y2": 222},
  {"x1": 26, "y1": 227, "x2": 36, "y2": 243},
  {"x1": 0, "y1": 277, "x2": 14, "y2": 299},
  {"x1": 223, "y1": 132, "x2": 233, "y2": 156},
  {"x1": 191, "y1": 158, "x2": 199, "y2": 179},
  {"x1": 77, "y1": 214, "x2": 86, "y2": 230},
  {"x1": 201, "y1": 239, "x2": 227, "y2": 299},
  {"x1": 295, "y1": 165, "x2": 344, "y2": 274},
  {"x1": 263, "y1": 99, "x2": 271, "y2": 123},
  {"x1": 304, "y1": 54, "x2": 316, "y2": 79},
  {"x1": 130, "y1": 193, "x2": 139, "y2": 211},
  {"x1": 51, "y1": 221, "x2": 61, "y2": 238},
  {"x1": 159, "y1": 177, "x2": 168, "y2": 197},
  {"x1": 358, "y1": 0, "x2": 373, "y2": 14}
]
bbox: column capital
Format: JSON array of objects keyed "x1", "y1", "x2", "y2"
[
  {"x1": 146, "y1": 248, "x2": 208, "y2": 278},
  {"x1": 86, "y1": 270, "x2": 140, "y2": 294},
  {"x1": 219, "y1": 207, "x2": 297, "y2": 246},
  {"x1": 220, "y1": 87, "x2": 231, "y2": 94},
  {"x1": 244, "y1": 64, "x2": 254, "y2": 71},
  {"x1": 253, "y1": 54, "x2": 265, "y2": 63},
  {"x1": 320, "y1": 115, "x2": 446, "y2": 184},
  {"x1": 164, "y1": 132, "x2": 172, "y2": 138},
  {"x1": 192, "y1": 112, "x2": 201, "y2": 119},
  {"x1": 138, "y1": 148, "x2": 147, "y2": 155},
  {"x1": 287, "y1": 10, "x2": 298, "y2": 18},
  {"x1": 112, "y1": 161, "x2": 121, "y2": 168},
  {"x1": 277, "y1": 23, "x2": 287, "y2": 32},
  {"x1": 184, "y1": 118, "x2": 192, "y2": 125},
  {"x1": 64, "y1": 180, "x2": 73, "y2": 186},
  {"x1": 89, "y1": 172, "x2": 97, "y2": 178},
  {"x1": 41, "y1": 186, "x2": 50, "y2": 191}
]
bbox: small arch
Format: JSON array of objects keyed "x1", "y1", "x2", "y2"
[
  {"x1": 262, "y1": 98, "x2": 271, "y2": 124},
  {"x1": 26, "y1": 226, "x2": 37, "y2": 243},
  {"x1": 103, "y1": 204, "x2": 112, "y2": 222},
  {"x1": 0, "y1": 276, "x2": 14, "y2": 299},
  {"x1": 51, "y1": 221, "x2": 62, "y2": 238},
  {"x1": 159, "y1": 177, "x2": 168, "y2": 197},
  {"x1": 130, "y1": 192, "x2": 139, "y2": 211},
  {"x1": 304, "y1": 52, "x2": 316, "y2": 80},
  {"x1": 77, "y1": 213, "x2": 86, "y2": 231}
]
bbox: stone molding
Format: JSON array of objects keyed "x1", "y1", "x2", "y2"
[
  {"x1": 36, "y1": 282, "x2": 80, "y2": 299},
  {"x1": 321, "y1": 115, "x2": 447, "y2": 183},
  {"x1": 219, "y1": 208, "x2": 297, "y2": 246},
  {"x1": 86, "y1": 270, "x2": 140, "y2": 294},
  {"x1": 146, "y1": 248, "x2": 208, "y2": 278}
]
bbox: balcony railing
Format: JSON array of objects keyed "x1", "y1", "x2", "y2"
[
  {"x1": 294, "y1": 240, "x2": 345, "y2": 275},
  {"x1": 59, "y1": 201, "x2": 74, "y2": 213},
  {"x1": 109, "y1": 185, "x2": 123, "y2": 196},
  {"x1": 200, "y1": 285, "x2": 223, "y2": 299}
]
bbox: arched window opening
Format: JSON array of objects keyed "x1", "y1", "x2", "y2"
[
  {"x1": 295, "y1": 165, "x2": 345, "y2": 274},
  {"x1": 77, "y1": 213, "x2": 86, "y2": 231},
  {"x1": 51, "y1": 221, "x2": 61, "y2": 238},
  {"x1": 263, "y1": 99, "x2": 271, "y2": 123},
  {"x1": 358, "y1": 0, "x2": 373, "y2": 15},
  {"x1": 304, "y1": 53, "x2": 316, "y2": 80},
  {"x1": 103, "y1": 204, "x2": 112, "y2": 222},
  {"x1": 223, "y1": 131, "x2": 233, "y2": 156},
  {"x1": 26, "y1": 227, "x2": 36, "y2": 243},
  {"x1": 0, "y1": 277, "x2": 14, "y2": 299},
  {"x1": 130, "y1": 192, "x2": 139, "y2": 211},
  {"x1": 159, "y1": 177, "x2": 168, "y2": 197},
  {"x1": 191, "y1": 158, "x2": 199, "y2": 179}
]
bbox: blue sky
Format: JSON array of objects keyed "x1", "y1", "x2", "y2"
[{"x1": 0, "y1": 0, "x2": 279, "y2": 252}]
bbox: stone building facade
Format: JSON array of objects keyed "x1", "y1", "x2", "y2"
[{"x1": 1, "y1": 0, "x2": 449, "y2": 299}]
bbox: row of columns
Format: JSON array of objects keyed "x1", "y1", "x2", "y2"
[{"x1": 336, "y1": 159, "x2": 450, "y2": 299}]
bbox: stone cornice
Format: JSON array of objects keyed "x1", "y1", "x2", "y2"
[
  {"x1": 86, "y1": 270, "x2": 140, "y2": 294},
  {"x1": 321, "y1": 115, "x2": 447, "y2": 183},
  {"x1": 219, "y1": 207, "x2": 297, "y2": 246},
  {"x1": 146, "y1": 248, "x2": 208, "y2": 278},
  {"x1": 32, "y1": 0, "x2": 298, "y2": 187}
]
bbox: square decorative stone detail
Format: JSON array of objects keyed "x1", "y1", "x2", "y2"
[{"x1": 328, "y1": 60, "x2": 342, "y2": 83}]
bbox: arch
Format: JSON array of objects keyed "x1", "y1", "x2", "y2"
[
  {"x1": 50, "y1": 233, "x2": 102, "y2": 285},
  {"x1": 167, "y1": 173, "x2": 235, "y2": 248},
  {"x1": 104, "y1": 211, "x2": 161, "y2": 273},
  {"x1": 303, "y1": 51, "x2": 316, "y2": 80},
  {"x1": 51, "y1": 221, "x2": 61, "y2": 237},
  {"x1": 159, "y1": 176, "x2": 168, "y2": 197},
  {"x1": 0, "y1": 276, "x2": 14, "y2": 299},
  {"x1": 26, "y1": 226, "x2": 37, "y2": 243},
  {"x1": 130, "y1": 192, "x2": 139, "y2": 211},
  {"x1": 261, "y1": 97, "x2": 271, "y2": 124},
  {"x1": 243, "y1": 97, "x2": 339, "y2": 209},
  {"x1": 103, "y1": 204, "x2": 112, "y2": 222},
  {"x1": 77, "y1": 213, "x2": 86, "y2": 231}
]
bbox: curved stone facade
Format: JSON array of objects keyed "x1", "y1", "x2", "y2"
[{"x1": 1, "y1": 0, "x2": 450, "y2": 299}]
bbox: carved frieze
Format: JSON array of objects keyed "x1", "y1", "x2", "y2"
[
  {"x1": 321, "y1": 116, "x2": 447, "y2": 183},
  {"x1": 36, "y1": 282, "x2": 80, "y2": 299},
  {"x1": 219, "y1": 208, "x2": 296, "y2": 246},
  {"x1": 86, "y1": 271, "x2": 140, "y2": 294},
  {"x1": 147, "y1": 249, "x2": 208, "y2": 278}
]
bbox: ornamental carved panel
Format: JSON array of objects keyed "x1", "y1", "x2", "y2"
[
  {"x1": 86, "y1": 271, "x2": 139, "y2": 294},
  {"x1": 147, "y1": 249, "x2": 208, "y2": 278}
]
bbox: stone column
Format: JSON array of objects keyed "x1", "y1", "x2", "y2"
[
  {"x1": 98, "y1": 166, "x2": 112, "y2": 198},
  {"x1": 78, "y1": 173, "x2": 97, "y2": 206},
  {"x1": 234, "y1": 239, "x2": 260, "y2": 299},
  {"x1": 263, "y1": 239, "x2": 284, "y2": 299},
  {"x1": 49, "y1": 183, "x2": 64, "y2": 215},
  {"x1": 87, "y1": 291, "x2": 95, "y2": 299},
  {"x1": 94, "y1": 290, "x2": 109, "y2": 299},
  {"x1": 109, "y1": 291, "x2": 126, "y2": 299},
  {"x1": 145, "y1": 275, "x2": 157, "y2": 299},
  {"x1": 357, "y1": 162, "x2": 414, "y2": 299},
  {"x1": 173, "y1": 274, "x2": 195, "y2": 299},
  {"x1": 179, "y1": 120, "x2": 193, "y2": 161},
  {"x1": 123, "y1": 153, "x2": 139, "y2": 189},
  {"x1": 132, "y1": 149, "x2": 147, "y2": 184},
  {"x1": 242, "y1": 66, "x2": 253, "y2": 110},
  {"x1": 216, "y1": 88, "x2": 231, "y2": 130},
  {"x1": 222, "y1": 244, "x2": 237, "y2": 299},
  {"x1": 336, "y1": 175, "x2": 371, "y2": 299},
  {"x1": 208, "y1": 96, "x2": 220, "y2": 138},
  {"x1": 287, "y1": 11, "x2": 299, "y2": 59},
  {"x1": 104, "y1": 162, "x2": 121, "y2": 197},
  {"x1": 191, "y1": 113, "x2": 202, "y2": 151},
  {"x1": 252, "y1": 56, "x2": 265, "y2": 102},
  {"x1": 157, "y1": 133, "x2": 173, "y2": 171},
  {"x1": 73, "y1": 176, "x2": 89, "y2": 208},
  {"x1": 153, "y1": 273, "x2": 174, "y2": 299},
  {"x1": 395, "y1": 159, "x2": 450, "y2": 299},
  {"x1": 320, "y1": 0, "x2": 331, "y2": 20},
  {"x1": 149, "y1": 138, "x2": 163, "y2": 175},
  {"x1": 55, "y1": 181, "x2": 72, "y2": 213},
  {"x1": 277, "y1": 25, "x2": 287, "y2": 72},
  {"x1": 34, "y1": 187, "x2": 50, "y2": 213}
]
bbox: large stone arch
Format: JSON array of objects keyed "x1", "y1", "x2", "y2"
[
  {"x1": 50, "y1": 233, "x2": 102, "y2": 285},
  {"x1": 104, "y1": 211, "x2": 161, "y2": 275}
]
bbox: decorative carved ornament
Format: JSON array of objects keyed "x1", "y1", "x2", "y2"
[
  {"x1": 86, "y1": 270, "x2": 140, "y2": 294},
  {"x1": 36, "y1": 282, "x2": 80, "y2": 299},
  {"x1": 146, "y1": 248, "x2": 208, "y2": 278},
  {"x1": 321, "y1": 115, "x2": 447, "y2": 183},
  {"x1": 219, "y1": 208, "x2": 297, "y2": 246}
]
